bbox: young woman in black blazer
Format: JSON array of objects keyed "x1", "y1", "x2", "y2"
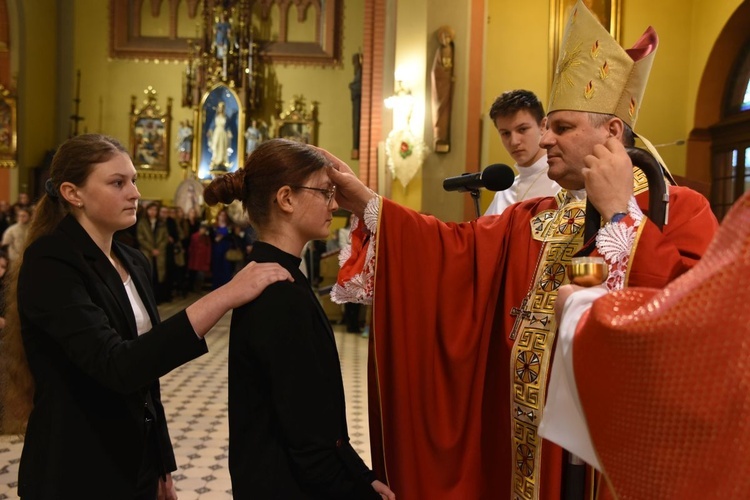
[
  {"x1": 1, "y1": 134, "x2": 292, "y2": 500},
  {"x1": 203, "y1": 139, "x2": 395, "y2": 499}
]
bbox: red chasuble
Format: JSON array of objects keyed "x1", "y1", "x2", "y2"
[
  {"x1": 572, "y1": 192, "x2": 750, "y2": 500},
  {"x1": 339, "y1": 184, "x2": 716, "y2": 500}
]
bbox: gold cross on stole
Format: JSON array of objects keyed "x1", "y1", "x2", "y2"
[{"x1": 509, "y1": 297, "x2": 531, "y2": 340}]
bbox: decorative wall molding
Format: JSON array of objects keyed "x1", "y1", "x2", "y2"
[{"x1": 110, "y1": 0, "x2": 342, "y2": 66}]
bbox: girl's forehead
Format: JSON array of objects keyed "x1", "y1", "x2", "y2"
[{"x1": 309, "y1": 168, "x2": 331, "y2": 183}]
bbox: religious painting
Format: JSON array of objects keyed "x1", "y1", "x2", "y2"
[
  {"x1": 275, "y1": 96, "x2": 319, "y2": 146},
  {"x1": 550, "y1": 0, "x2": 621, "y2": 83},
  {"x1": 129, "y1": 87, "x2": 172, "y2": 178},
  {"x1": 198, "y1": 85, "x2": 244, "y2": 180},
  {"x1": 277, "y1": 122, "x2": 313, "y2": 144},
  {"x1": 0, "y1": 85, "x2": 17, "y2": 168}
]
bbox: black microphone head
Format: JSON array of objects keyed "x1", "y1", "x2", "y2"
[{"x1": 481, "y1": 164, "x2": 515, "y2": 191}]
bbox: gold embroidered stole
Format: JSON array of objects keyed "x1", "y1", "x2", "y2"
[
  {"x1": 510, "y1": 192, "x2": 586, "y2": 500},
  {"x1": 633, "y1": 166, "x2": 651, "y2": 196},
  {"x1": 509, "y1": 169, "x2": 650, "y2": 500}
]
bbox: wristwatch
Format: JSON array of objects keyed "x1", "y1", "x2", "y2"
[{"x1": 609, "y1": 212, "x2": 628, "y2": 224}]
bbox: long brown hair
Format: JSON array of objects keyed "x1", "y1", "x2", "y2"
[
  {"x1": 204, "y1": 138, "x2": 328, "y2": 228},
  {"x1": 0, "y1": 134, "x2": 128, "y2": 433}
]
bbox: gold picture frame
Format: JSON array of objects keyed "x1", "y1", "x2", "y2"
[
  {"x1": 0, "y1": 85, "x2": 17, "y2": 168},
  {"x1": 549, "y1": 0, "x2": 621, "y2": 85},
  {"x1": 129, "y1": 87, "x2": 172, "y2": 178},
  {"x1": 275, "y1": 96, "x2": 319, "y2": 146}
]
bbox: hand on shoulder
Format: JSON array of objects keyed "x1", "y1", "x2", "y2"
[{"x1": 223, "y1": 261, "x2": 294, "y2": 309}]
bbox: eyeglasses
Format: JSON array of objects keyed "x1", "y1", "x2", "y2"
[{"x1": 291, "y1": 185, "x2": 336, "y2": 205}]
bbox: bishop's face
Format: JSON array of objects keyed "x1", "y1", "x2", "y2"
[{"x1": 540, "y1": 110, "x2": 611, "y2": 190}]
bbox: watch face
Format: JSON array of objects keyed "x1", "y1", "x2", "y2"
[{"x1": 611, "y1": 212, "x2": 627, "y2": 223}]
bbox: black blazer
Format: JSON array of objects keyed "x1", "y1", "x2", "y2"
[
  {"x1": 16, "y1": 215, "x2": 208, "y2": 499},
  {"x1": 228, "y1": 241, "x2": 380, "y2": 499}
]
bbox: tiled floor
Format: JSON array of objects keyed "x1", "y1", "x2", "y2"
[{"x1": 0, "y1": 293, "x2": 370, "y2": 499}]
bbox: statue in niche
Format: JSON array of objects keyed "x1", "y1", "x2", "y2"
[
  {"x1": 244, "y1": 119, "x2": 262, "y2": 155},
  {"x1": 214, "y1": 15, "x2": 231, "y2": 59},
  {"x1": 431, "y1": 25, "x2": 455, "y2": 153},
  {"x1": 176, "y1": 120, "x2": 194, "y2": 164},
  {"x1": 349, "y1": 52, "x2": 363, "y2": 159},
  {"x1": 213, "y1": 13, "x2": 232, "y2": 80},
  {"x1": 207, "y1": 101, "x2": 232, "y2": 171}
]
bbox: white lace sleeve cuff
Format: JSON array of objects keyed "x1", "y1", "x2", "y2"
[
  {"x1": 330, "y1": 196, "x2": 381, "y2": 305},
  {"x1": 595, "y1": 197, "x2": 643, "y2": 291},
  {"x1": 362, "y1": 195, "x2": 380, "y2": 233}
]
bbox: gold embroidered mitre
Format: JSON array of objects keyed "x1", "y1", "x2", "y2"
[{"x1": 548, "y1": 0, "x2": 658, "y2": 128}]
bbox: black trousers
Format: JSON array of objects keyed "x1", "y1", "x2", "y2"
[
  {"x1": 135, "y1": 418, "x2": 160, "y2": 500},
  {"x1": 344, "y1": 303, "x2": 362, "y2": 333}
]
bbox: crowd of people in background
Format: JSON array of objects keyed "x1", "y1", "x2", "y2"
[{"x1": 116, "y1": 201, "x2": 259, "y2": 304}]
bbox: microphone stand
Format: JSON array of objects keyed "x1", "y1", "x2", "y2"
[{"x1": 469, "y1": 189, "x2": 481, "y2": 218}]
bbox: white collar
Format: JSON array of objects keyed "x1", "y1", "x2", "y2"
[
  {"x1": 515, "y1": 155, "x2": 548, "y2": 178},
  {"x1": 567, "y1": 188, "x2": 587, "y2": 201}
]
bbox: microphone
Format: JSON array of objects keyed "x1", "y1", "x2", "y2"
[{"x1": 443, "y1": 163, "x2": 515, "y2": 192}]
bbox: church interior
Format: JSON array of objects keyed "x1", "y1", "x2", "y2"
[
  {"x1": 0, "y1": 0, "x2": 747, "y2": 222},
  {"x1": 0, "y1": 0, "x2": 748, "y2": 498}
]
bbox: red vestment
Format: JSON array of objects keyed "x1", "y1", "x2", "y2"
[
  {"x1": 572, "y1": 192, "x2": 750, "y2": 499},
  {"x1": 339, "y1": 185, "x2": 717, "y2": 499}
]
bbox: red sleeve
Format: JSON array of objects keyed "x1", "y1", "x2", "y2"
[
  {"x1": 369, "y1": 198, "x2": 520, "y2": 498},
  {"x1": 573, "y1": 192, "x2": 750, "y2": 499},
  {"x1": 626, "y1": 185, "x2": 718, "y2": 287}
]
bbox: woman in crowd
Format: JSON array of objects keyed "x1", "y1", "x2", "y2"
[
  {"x1": 210, "y1": 208, "x2": 234, "y2": 289},
  {"x1": 136, "y1": 201, "x2": 170, "y2": 303},
  {"x1": 204, "y1": 138, "x2": 395, "y2": 499},
  {"x1": 1, "y1": 133, "x2": 292, "y2": 500},
  {"x1": 171, "y1": 206, "x2": 190, "y2": 297},
  {"x1": 187, "y1": 221, "x2": 212, "y2": 293},
  {"x1": 185, "y1": 206, "x2": 202, "y2": 236},
  {"x1": 182, "y1": 207, "x2": 203, "y2": 293},
  {"x1": 1, "y1": 205, "x2": 31, "y2": 264}
]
